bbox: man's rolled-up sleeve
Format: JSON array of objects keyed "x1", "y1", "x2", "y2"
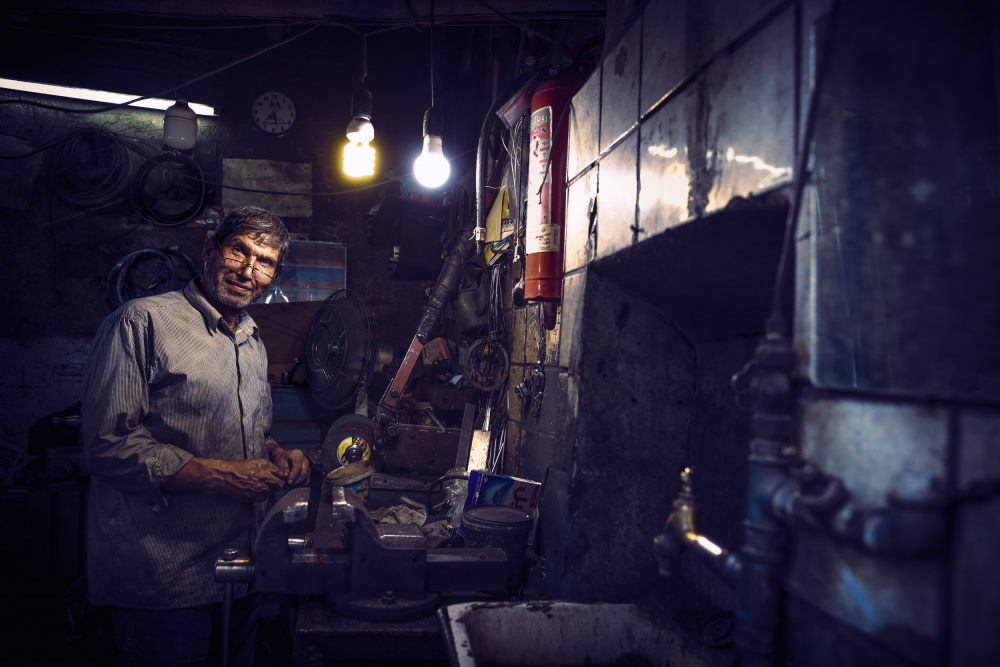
[{"x1": 82, "y1": 312, "x2": 193, "y2": 507}]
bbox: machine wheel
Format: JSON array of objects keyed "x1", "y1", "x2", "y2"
[{"x1": 322, "y1": 413, "x2": 376, "y2": 474}]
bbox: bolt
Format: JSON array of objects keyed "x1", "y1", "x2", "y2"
[
  {"x1": 382, "y1": 590, "x2": 396, "y2": 605},
  {"x1": 222, "y1": 548, "x2": 238, "y2": 561}
]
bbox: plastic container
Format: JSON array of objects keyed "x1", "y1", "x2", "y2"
[
  {"x1": 461, "y1": 504, "x2": 533, "y2": 593},
  {"x1": 326, "y1": 460, "x2": 374, "y2": 503}
]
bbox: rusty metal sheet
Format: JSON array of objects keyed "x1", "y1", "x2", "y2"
[{"x1": 379, "y1": 424, "x2": 461, "y2": 476}]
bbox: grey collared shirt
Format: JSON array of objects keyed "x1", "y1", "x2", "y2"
[{"x1": 82, "y1": 280, "x2": 274, "y2": 609}]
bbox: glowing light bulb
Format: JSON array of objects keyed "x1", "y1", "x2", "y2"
[
  {"x1": 413, "y1": 135, "x2": 450, "y2": 189},
  {"x1": 412, "y1": 107, "x2": 450, "y2": 190},
  {"x1": 344, "y1": 115, "x2": 375, "y2": 177}
]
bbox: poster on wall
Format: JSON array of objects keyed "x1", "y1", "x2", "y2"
[{"x1": 222, "y1": 158, "x2": 312, "y2": 217}]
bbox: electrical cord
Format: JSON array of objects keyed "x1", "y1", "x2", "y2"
[
  {"x1": 44, "y1": 126, "x2": 144, "y2": 213},
  {"x1": 0, "y1": 24, "x2": 322, "y2": 114}
]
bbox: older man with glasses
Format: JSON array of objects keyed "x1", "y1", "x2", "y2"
[{"x1": 82, "y1": 205, "x2": 311, "y2": 667}]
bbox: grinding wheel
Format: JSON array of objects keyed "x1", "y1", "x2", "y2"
[{"x1": 322, "y1": 413, "x2": 376, "y2": 474}]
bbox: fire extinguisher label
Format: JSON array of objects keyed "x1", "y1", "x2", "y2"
[{"x1": 526, "y1": 105, "x2": 561, "y2": 254}]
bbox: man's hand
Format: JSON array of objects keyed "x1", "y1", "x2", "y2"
[
  {"x1": 164, "y1": 457, "x2": 286, "y2": 502},
  {"x1": 214, "y1": 459, "x2": 287, "y2": 501},
  {"x1": 267, "y1": 444, "x2": 311, "y2": 488}
]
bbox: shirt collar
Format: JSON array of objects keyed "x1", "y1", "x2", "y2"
[{"x1": 183, "y1": 279, "x2": 260, "y2": 340}]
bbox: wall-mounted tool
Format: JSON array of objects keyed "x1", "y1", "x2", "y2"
[
  {"x1": 372, "y1": 222, "x2": 477, "y2": 474},
  {"x1": 515, "y1": 365, "x2": 545, "y2": 419}
]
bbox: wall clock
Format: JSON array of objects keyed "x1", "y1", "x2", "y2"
[{"x1": 250, "y1": 89, "x2": 298, "y2": 136}]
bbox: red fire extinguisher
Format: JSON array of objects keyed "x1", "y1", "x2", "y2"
[{"x1": 524, "y1": 69, "x2": 587, "y2": 303}]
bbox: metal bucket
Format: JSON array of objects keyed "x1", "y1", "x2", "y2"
[{"x1": 461, "y1": 505, "x2": 533, "y2": 593}]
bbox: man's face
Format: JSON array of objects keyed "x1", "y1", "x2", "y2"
[{"x1": 201, "y1": 232, "x2": 281, "y2": 313}]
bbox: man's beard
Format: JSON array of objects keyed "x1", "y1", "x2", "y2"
[{"x1": 202, "y1": 263, "x2": 263, "y2": 311}]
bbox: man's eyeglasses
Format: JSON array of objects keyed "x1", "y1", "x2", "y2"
[{"x1": 221, "y1": 253, "x2": 275, "y2": 281}]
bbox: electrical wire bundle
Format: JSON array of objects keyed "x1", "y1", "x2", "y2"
[
  {"x1": 44, "y1": 126, "x2": 142, "y2": 214},
  {"x1": 106, "y1": 247, "x2": 200, "y2": 309},
  {"x1": 483, "y1": 260, "x2": 510, "y2": 473}
]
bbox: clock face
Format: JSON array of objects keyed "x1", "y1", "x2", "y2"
[{"x1": 250, "y1": 90, "x2": 297, "y2": 136}]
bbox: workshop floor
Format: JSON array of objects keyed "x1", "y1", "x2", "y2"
[{"x1": 6, "y1": 577, "x2": 450, "y2": 666}]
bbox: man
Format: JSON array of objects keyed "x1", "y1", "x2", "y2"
[{"x1": 82, "y1": 205, "x2": 311, "y2": 667}]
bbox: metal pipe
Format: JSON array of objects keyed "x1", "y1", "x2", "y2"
[
  {"x1": 219, "y1": 548, "x2": 239, "y2": 667},
  {"x1": 734, "y1": 331, "x2": 797, "y2": 667}
]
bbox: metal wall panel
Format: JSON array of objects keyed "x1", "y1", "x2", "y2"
[
  {"x1": 600, "y1": 19, "x2": 641, "y2": 153},
  {"x1": 567, "y1": 71, "x2": 602, "y2": 181},
  {"x1": 595, "y1": 131, "x2": 639, "y2": 259},
  {"x1": 703, "y1": 7, "x2": 795, "y2": 214},
  {"x1": 638, "y1": 89, "x2": 695, "y2": 235}
]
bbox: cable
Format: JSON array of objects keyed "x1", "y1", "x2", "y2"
[
  {"x1": 44, "y1": 126, "x2": 143, "y2": 212},
  {"x1": 0, "y1": 24, "x2": 322, "y2": 115},
  {"x1": 471, "y1": 0, "x2": 572, "y2": 51}
]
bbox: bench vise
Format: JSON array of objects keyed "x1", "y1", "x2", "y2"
[{"x1": 216, "y1": 482, "x2": 509, "y2": 622}]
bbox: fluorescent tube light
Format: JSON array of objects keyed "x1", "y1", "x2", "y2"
[{"x1": 0, "y1": 77, "x2": 216, "y2": 115}]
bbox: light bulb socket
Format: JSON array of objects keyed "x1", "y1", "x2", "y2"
[
  {"x1": 422, "y1": 107, "x2": 445, "y2": 138},
  {"x1": 351, "y1": 87, "x2": 373, "y2": 120}
]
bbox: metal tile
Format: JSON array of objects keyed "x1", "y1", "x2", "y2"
[
  {"x1": 958, "y1": 410, "x2": 1000, "y2": 489},
  {"x1": 565, "y1": 166, "x2": 598, "y2": 272},
  {"x1": 638, "y1": 91, "x2": 694, "y2": 237},
  {"x1": 793, "y1": 184, "x2": 820, "y2": 382},
  {"x1": 798, "y1": 397, "x2": 949, "y2": 507},
  {"x1": 786, "y1": 531, "x2": 943, "y2": 665},
  {"x1": 640, "y1": 0, "x2": 688, "y2": 116},
  {"x1": 559, "y1": 270, "x2": 586, "y2": 370},
  {"x1": 705, "y1": 0, "x2": 790, "y2": 64},
  {"x1": 950, "y1": 497, "x2": 1000, "y2": 667},
  {"x1": 596, "y1": 131, "x2": 639, "y2": 260},
  {"x1": 600, "y1": 19, "x2": 641, "y2": 153},
  {"x1": 567, "y1": 72, "x2": 601, "y2": 180},
  {"x1": 704, "y1": 7, "x2": 795, "y2": 213}
]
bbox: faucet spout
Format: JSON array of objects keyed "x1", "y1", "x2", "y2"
[{"x1": 654, "y1": 467, "x2": 742, "y2": 586}]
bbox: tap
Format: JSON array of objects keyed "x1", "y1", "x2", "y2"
[{"x1": 654, "y1": 467, "x2": 742, "y2": 586}]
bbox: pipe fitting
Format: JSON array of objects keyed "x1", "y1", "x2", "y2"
[{"x1": 654, "y1": 467, "x2": 742, "y2": 587}]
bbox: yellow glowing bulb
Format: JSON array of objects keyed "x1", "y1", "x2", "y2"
[
  {"x1": 344, "y1": 140, "x2": 376, "y2": 177},
  {"x1": 344, "y1": 116, "x2": 375, "y2": 178}
]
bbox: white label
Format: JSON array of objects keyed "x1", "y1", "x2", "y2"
[{"x1": 525, "y1": 105, "x2": 560, "y2": 254}]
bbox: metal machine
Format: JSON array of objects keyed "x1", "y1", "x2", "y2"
[{"x1": 216, "y1": 480, "x2": 510, "y2": 664}]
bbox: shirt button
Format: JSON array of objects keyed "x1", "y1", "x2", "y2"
[{"x1": 152, "y1": 505, "x2": 161, "y2": 512}]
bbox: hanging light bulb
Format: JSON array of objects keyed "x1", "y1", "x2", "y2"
[
  {"x1": 162, "y1": 99, "x2": 197, "y2": 151},
  {"x1": 413, "y1": 107, "x2": 450, "y2": 189},
  {"x1": 343, "y1": 87, "x2": 375, "y2": 177}
]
